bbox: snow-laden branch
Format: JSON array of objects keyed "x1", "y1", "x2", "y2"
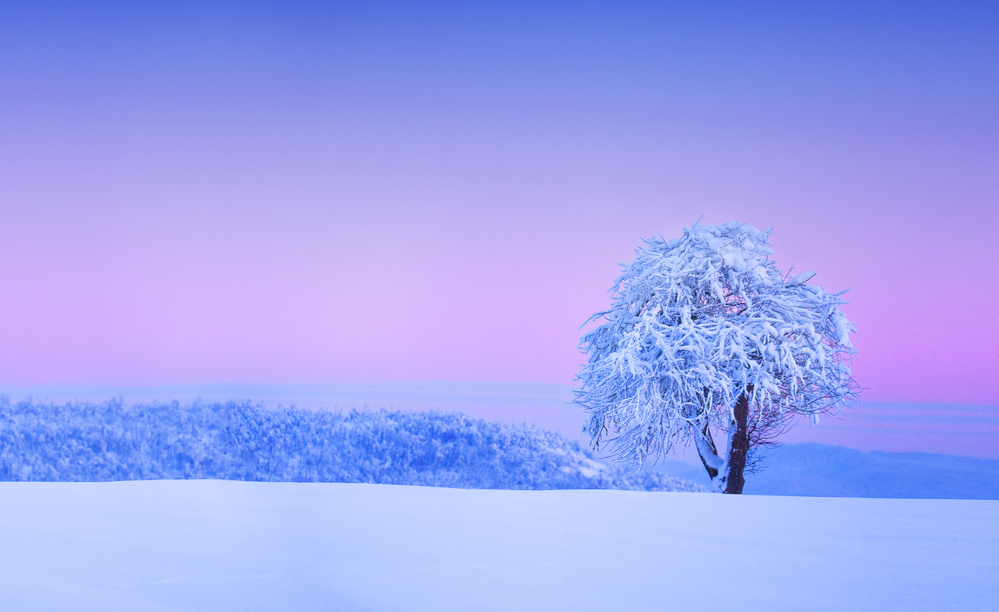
[{"x1": 575, "y1": 222, "x2": 858, "y2": 470}]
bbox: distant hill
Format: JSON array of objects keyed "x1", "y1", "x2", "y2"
[
  {"x1": 0, "y1": 397, "x2": 701, "y2": 492},
  {"x1": 651, "y1": 443, "x2": 999, "y2": 499}
]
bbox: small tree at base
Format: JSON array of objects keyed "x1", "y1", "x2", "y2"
[{"x1": 575, "y1": 222, "x2": 857, "y2": 493}]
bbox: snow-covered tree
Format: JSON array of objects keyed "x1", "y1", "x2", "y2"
[{"x1": 575, "y1": 222, "x2": 857, "y2": 493}]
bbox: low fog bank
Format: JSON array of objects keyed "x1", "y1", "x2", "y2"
[{"x1": 651, "y1": 443, "x2": 999, "y2": 499}]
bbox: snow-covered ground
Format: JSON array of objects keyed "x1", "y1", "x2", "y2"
[{"x1": 2, "y1": 481, "x2": 996, "y2": 612}]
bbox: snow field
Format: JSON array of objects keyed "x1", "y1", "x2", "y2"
[{"x1": 1, "y1": 481, "x2": 996, "y2": 611}]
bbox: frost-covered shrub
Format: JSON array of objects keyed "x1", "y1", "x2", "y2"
[{"x1": 0, "y1": 397, "x2": 701, "y2": 492}]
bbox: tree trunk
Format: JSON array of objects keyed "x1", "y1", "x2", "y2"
[
  {"x1": 696, "y1": 423, "x2": 719, "y2": 480},
  {"x1": 722, "y1": 392, "x2": 750, "y2": 494}
]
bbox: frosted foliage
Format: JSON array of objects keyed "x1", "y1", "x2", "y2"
[
  {"x1": 0, "y1": 398, "x2": 703, "y2": 492},
  {"x1": 576, "y1": 222, "x2": 856, "y2": 464}
]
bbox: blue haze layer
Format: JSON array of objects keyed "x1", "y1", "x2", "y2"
[{"x1": 657, "y1": 444, "x2": 999, "y2": 500}]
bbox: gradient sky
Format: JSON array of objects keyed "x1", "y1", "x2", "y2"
[{"x1": 1, "y1": 2, "x2": 997, "y2": 406}]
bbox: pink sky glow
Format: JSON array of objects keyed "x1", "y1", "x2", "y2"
[{"x1": 1, "y1": 3, "x2": 996, "y2": 408}]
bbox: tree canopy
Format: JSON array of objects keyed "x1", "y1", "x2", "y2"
[{"x1": 575, "y1": 222, "x2": 857, "y2": 492}]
